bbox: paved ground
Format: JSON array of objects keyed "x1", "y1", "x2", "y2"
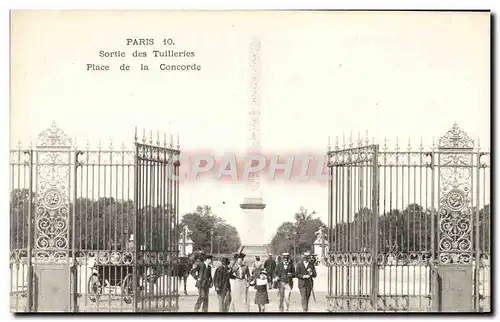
[{"x1": 178, "y1": 289, "x2": 328, "y2": 313}]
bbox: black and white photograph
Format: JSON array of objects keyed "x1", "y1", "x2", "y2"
[{"x1": 7, "y1": 9, "x2": 491, "y2": 314}]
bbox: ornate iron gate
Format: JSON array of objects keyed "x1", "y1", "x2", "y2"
[
  {"x1": 325, "y1": 124, "x2": 490, "y2": 312},
  {"x1": 9, "y1": 122, "x2": 181, "y2": 312}
]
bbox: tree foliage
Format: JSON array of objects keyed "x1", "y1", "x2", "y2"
[
  {"x1": 10, "y1": 188, "x2": 490, "y2": 258},
  {"x1": 180, "y1": 205, "x2": 241, "y2": 254},
  {"x1": 329, "y1": 203, "x2": 491, "y2": 254},
  {"x1": 10, "y1": 188, "x2": 179, "y2": 252},
  {"x1": 270, "y1": 207, "x2": 325, "y2": 256}
]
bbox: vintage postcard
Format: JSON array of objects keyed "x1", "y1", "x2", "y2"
[{"x1": 9, "y1": 10, "x2": 491, "y2": 313}]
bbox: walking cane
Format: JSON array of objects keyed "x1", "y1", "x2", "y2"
[{"x1": 312, "y1": 287, "x2": 316, "y2": 303}]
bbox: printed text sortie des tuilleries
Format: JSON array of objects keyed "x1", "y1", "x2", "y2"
[{"x1": 98, "y1": 50, "x2": 196, "y2": 58}]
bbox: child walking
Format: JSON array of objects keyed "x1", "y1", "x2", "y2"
[{"x1": 254, "y1": 271, "x2": 270, "y2": 312}]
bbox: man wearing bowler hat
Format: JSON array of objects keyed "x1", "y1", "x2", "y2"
[
  {"x1": 263, "y1": 253, "x2": 276, "y2": 289},
  {"x1": 191, "y1": 253, "x2": 213, "y2": 312},
  {"x1": 296, "y1": 252, "x2": 317, "y2": 312},
  {"x1": 213, "y1": 257, "x2": 235, "y2": 312}
]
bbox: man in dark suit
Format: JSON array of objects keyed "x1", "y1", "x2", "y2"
[
  {"x1": 273, "y1": 252, "x2": 295, "y2": 312},
  {"x1": 263, "y1": 253, "x2": 276, "y2": 289},
  {"x1": 213, "y1": 257, "x2": 235, "y2": 312},
  {"x1": 191, "y1": 254, "x2": 213, "y2": 312},
  {"x1": 296, "y1": 252, "x2": 317, "y2": 312}
]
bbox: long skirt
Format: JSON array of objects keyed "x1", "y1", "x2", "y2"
[{"x1": 232, "y1": 279, "x2": 249, "y2": 312}]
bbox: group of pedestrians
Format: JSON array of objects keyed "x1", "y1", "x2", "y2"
[{"x1": 190, "y1": 251, "x2": 317, "y2": 313}]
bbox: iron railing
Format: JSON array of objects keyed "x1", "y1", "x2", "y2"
[
  {"x1": 325, "y1": 124, "x2": 490, "y2": 313},
  {"x1": 10, "y1": 123, "x2": 181, "y2": 312}
]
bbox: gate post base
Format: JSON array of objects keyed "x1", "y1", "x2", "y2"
[
  {"x1": 435, "y1": 265, "x2": 473, "y2": 312},
  {"x1": 34, "y1": 263, "x2": 70, "y2": 312}
]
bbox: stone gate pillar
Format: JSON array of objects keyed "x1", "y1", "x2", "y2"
[
  {"x1": 33, "y1": 122, "x2": 73, "y2": 312},
  {"x1": 435, "y1": 123, "x2": 475, "y2": 312}
]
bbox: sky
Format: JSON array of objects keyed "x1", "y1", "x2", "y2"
[{"x1": 10, "y1": 11, "x2": 491, "y2": 242}]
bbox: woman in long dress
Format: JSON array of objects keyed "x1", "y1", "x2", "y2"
[{"x1": 231, "y1": 253, "x2": 251, "y2": 312}]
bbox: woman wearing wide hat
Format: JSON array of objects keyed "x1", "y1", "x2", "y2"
[{"x1": 231, "y1": 252, "x2": 251, "y2": 312}]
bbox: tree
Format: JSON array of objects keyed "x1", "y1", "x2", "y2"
[
  {"x1": 180, "y1": 205, "x2": 241, "y2": 254},
  {"x1": 330, "y1": 204, "x2": 437, "y2": 254},
  {"x1": 270, "y1": 207, "x2": 325, "y2": 257},
  {"x1": 10, "y1": 188, "x2": 178, "y2": 253},
  {"x1": 10, "y1": 188, "x2": 34, "y2": 250},
  {"x1": 9, "y1": 187, "x2": 490, "y2": 259}
]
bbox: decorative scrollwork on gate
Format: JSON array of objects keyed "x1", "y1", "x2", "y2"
[
  {"x1": 437, "y1": 123, "x2": 474, "y2": 265},
  {"x1": 327, "y1": 145, "x2": 376, "y2": 166},
  {"x1": 438, "y1": 122, "x2": 475, "y2": 150},
  {"x1": 36, "y1": 121, "x2": 73, "y2": 147},
  {"x1": 35, "y1": 122, "x2": 72, "y2": 263}
]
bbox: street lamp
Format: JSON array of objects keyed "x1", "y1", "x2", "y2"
[
  {"x1": 210, "y1": 230, "x2": 214, "y2": 254},
  {"x1": 293, "y1": 228, "x2": 299, "y2": 261}
]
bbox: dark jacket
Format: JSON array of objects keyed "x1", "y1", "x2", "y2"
[
  {"x1": 274, "y1": 260, "x2": 295, "y2": 286},
  {"x1": 213, "y1": 265, "x2": 235, "y2": 294},
  {"x1": 295, "y1": 260, "x2": 317, "y2": 289},
  {"x1": 263, "y1": 258, "x2": 276, "y2": 276},
  {"x1": 191, "y1": 261, "x2": 213, "y2": 289}
]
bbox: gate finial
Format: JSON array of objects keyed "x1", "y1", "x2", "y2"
[
  {"x1": 36, "y1": 121, "x2": 72, "y2": 147},
  {"x1": 438, "y1": 122, "x2": 474, "y2": 150}
]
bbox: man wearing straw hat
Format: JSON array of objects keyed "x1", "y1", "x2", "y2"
[{"x1": 273, "y1": 252, "x2": 295, "y2": 312}]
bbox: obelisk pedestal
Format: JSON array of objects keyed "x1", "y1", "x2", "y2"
[{"x1": 240, "y1": 197, "x2": 268, "y2": 260}]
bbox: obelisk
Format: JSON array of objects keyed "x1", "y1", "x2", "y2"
[{"x1": 239, "y1": 38, "x2": 267, "y2": 257}]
